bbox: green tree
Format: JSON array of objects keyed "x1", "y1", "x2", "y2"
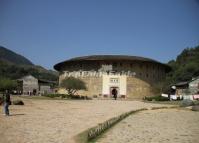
[
  {"x1": 167, "y1": 45, "x2": 199, "y2": 83},
  {"x1": 0, "y1": 77, "x2": 17, "y2": 92},
  {"x1": 60, "y1": 77, "x2": 87, "y2": 96}
]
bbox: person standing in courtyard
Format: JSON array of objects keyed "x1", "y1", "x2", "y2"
[
  {"x1": 3, "y1": 90, "x2": 11, "y2": 116},
  {"x1": 112, "y1": 88, "x2": 117, "y2": 100}
]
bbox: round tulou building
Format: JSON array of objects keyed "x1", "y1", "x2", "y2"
[{"x1": 54, "y1": 55, "x2": 170, "y2": 99}]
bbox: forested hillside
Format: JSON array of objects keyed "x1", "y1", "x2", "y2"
[
  {"x1": 0, "y1": 46, "x2": 33, "y2": 65},
  {"x1": 0, "y1": 46, "x2": 58, "y2": 81},
  {"x1": 167, "y1": 45, "x2": 199, "y2": 83},
  {"x1": 1, "y1": 45, "x2": 199, "y2": 85}
]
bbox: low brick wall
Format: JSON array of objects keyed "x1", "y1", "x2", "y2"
[
  {"x1": 74, "y1": 105, "x2": 179, "y2": 143},
  {"x1": 74, "y1": 108, "x2": 148, "y2": 143}
]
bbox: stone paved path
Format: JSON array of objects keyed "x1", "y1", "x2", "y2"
[{"x1": 0, "y1": 97, "x2": 173, "y2": 143}]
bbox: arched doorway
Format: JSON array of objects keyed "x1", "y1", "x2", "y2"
[{"x1": 110, "y1": 87, "x2": 119, "y2": 98}]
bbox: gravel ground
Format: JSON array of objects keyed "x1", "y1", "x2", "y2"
[{"x1": 95, "y1": 109, "x2": 199, "y2": 143}]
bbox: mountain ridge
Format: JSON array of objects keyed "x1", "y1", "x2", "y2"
[
  {"x1": 0, "y1": 46, "x2": 58, "y2": 81},
  {"x1": 0, "y1": 46, "x2": 33, "y2": 65}
]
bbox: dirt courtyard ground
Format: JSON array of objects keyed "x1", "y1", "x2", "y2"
[
  {"x1": 1, "y1": 97, "x2": 175, "y2": 143},
  {"x1": 95, "y1": 109, "x2": 199, "y2": 143}
]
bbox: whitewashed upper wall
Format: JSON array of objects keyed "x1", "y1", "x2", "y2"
[{"x1": 59, "y1": 61, "x2": 166, "y2": 81}]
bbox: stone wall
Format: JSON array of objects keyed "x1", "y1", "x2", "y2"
[{"x1": 58, "y1": 61, "x2": 166, "y2": 98}]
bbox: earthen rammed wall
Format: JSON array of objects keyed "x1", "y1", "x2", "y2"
[{"x1": 57, "y1": 60, "x2": 167, "y2": 99}]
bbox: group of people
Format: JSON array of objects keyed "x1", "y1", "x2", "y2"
[{"x1": 0, "y1": 90, "x2": 11, "y2": 116}]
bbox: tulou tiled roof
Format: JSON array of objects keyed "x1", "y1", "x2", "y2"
[{"x1": 54, "y1": 55, "x2": 171, "y2": 71}]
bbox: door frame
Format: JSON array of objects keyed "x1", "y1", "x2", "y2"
[{"x1": 109, "y1": 86, "x2": 119, "y2": 98}]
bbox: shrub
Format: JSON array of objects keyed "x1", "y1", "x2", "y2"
[
  {"x1": 0, "y1": 78, "x2": 17, "y2": 92},
  {"x1": 71, "y1": 95, "x2": 81, "y2": 99},
  {"x1": 0, "y1": 94, "x2": 3, "y2": 105},
  {"x1": 42, "y1": 94, "x2": 66, "y2": 98},
  {"x1": 93, "y1": 95, "x2": 98, "y2": 98},
  {"x1": 70, "y1": 95, "x2": 92, "y2": 100},
  {"x1": 42, "y1": 94, "x2": 92, "y2": 100},
  {"x1": 103, "y1": 94, "x2": 108, "y2": 98},
  {"x1": 60, "y1": 94, "x2": 68, "y2": 98},
  {"x1": 144, "y1": 95, "x2": 169, "y2": 101},
  {"x1": 12, "y1": 100, "x2": 24, "y2": 105}
]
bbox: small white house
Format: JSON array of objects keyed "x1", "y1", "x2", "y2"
[
  {"x1": 17, "y1": 75, "x2": 56, "y2": 95},
  {"x1": 189, "y1": 77, "x2": 199, "y2": 94},
  {"x1": 18, "y1": 75, "x2": 39, "y2": 95},
  {"x1": 171, "y1": 77, "x2": 199, "y2": 100}
]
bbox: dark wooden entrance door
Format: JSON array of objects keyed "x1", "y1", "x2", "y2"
[{"x1": 110, "y1": 87, "x2": 119, "y2": 98}]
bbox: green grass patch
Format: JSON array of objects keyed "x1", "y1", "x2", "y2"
[
  {"x1": 42, "y1": 94, "x2": 66, "y2": 98},
  {"x1": 19, "y1": 95, "x2": 63, "y2": 100},
  {"x1": 19, "y1": 94, "x2": 93, "y2": 101}
]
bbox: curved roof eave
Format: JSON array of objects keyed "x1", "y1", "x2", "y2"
[{"x1": 54, "y1": 55, "x2": 171, "y2": 72}]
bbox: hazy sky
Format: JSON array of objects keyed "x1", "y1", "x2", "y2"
[{"x1": 0, "y1": 0, "x2": 199, "y2": 69}]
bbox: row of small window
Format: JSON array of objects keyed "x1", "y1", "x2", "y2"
[
  {"x1": 66, "y1": 63, "x2": 162, "y2": 71},
  {"x1": 110, "y1": 78, "x2": 119, "y2": 83},
  {"x1": 64, "y1": 71, "x2": 164, "y2": 78},
  {"x1": 103, "y1": 62, "x2": 162, "y2": 70},
  {"x1": 64, "y1": 71, "x2": 92, "y2": 76},
  {"x1": 139, "y1": 73, "x2": 163, "y2": 79}
]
